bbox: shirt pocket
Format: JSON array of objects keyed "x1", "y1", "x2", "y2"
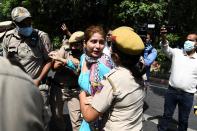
[{"x1": 18, "y1": 43, "x2": 42, "y2": 60}]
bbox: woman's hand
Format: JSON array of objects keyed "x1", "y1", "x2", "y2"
[
  {"x1": 48, "y1": 51, "x2": 58, "y2": 59},
  {"x1": 49, "y1": 51, "x2": 68, "y2": 65},
  {"x1": 49, "y1": 51, "x2": 61, "y2": 61},
  {"x1": 85, "y1": 96, "x2": 93, "y2": 105},
  {"x1": 79, "y1": 91, "x2": 93, "y2": 104}
]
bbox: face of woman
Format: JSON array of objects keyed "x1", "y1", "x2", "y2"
[{"x1": 84, "y1": 32, "x2": 105, "y2": 58}]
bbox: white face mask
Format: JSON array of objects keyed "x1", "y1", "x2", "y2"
[
  {"x1": 16, "y1": 26, "x2": 33, "y2": 37},
  {"x1": 184, "y1": 40, "x2": 195, "y2": 52}
]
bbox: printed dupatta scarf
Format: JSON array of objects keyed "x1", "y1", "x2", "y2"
[{"x1": 85, "y1": 53, "x2": 115, "y2": 96}]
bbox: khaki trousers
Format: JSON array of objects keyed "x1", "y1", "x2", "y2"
[
  {"x1": 67, "y1": 96, "x2": 81, "y2": 131},
  {"x1": 50, "y1": 83, "x2": 81, "y2": 131}
]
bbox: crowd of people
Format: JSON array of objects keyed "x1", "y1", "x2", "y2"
[{"x1": 0, "y1": 6, "x2": 197, "y2": 131}]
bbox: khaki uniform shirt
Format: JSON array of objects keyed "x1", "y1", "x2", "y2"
[
  {"x1": 0, "y1": 37, "x2": 4, "y2": 56},
  {"x1": 2, "y1": 28, "x2": 52, "y2": 79},
  {"x1": 0, "y1": 31, "x2": 7, "y2": 56},
  {"x1": 53, "y1": 45, "x2": 78, "y2": 87},
  {"x1": 91, "y1": 67, "x2": 145, "y2": 131},
  {"x1": 0, "y1": 57, "x2": 44, "y2": 131}
]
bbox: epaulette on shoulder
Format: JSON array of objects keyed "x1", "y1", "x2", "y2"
[
  {"x1": 104, "y1": 68, "x2": 121, "y2": 95},
  {"x1": 35, "y1": 29, "x2": 47, "y2": 37},
  {"x1": 104, "y1": 68, "x2": 117, "y2": 79}
]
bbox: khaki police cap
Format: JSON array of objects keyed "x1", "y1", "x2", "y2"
[
  {"x1": 11, "y1": 7, "x2": 31, "y2": 22},
  {"x1": 112, "y1": 26, "x2": 144, "y2": 55},
  {"x1": 0, "y1": 21, "x2": 13, "y2": 29},
  {"x1": 69, "y1": 31, "x2": 84, "y2": 44},
  {"x1": 0, "y1": 21, "x2": 13, "y2": 38}
]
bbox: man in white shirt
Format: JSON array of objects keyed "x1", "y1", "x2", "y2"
[
  {"x1": 158, "y1": 27, "x2": 197, "y2": 131},
  {"x1": 103, "y1": 30, "x2": 112, "y2": 56}
]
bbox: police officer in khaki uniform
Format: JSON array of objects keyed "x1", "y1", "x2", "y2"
[
  {"x1": 2, "y1": 6, "x2": 52, "y2": 101},
  {"x1": 49, "y1": 31, "x2": 84, "y2": 131},
  {"x1": 0, "y1": 21, "x2": 14, "y2": 56},
  {"x1": 0, "y1": 57, "x2": 45, "y2": 131},
  {"x1": 2, "y1": 7, "x2": 52, "y2": 130},
  {"x1": 79, "y1": 26, "x2": 146, "y2": 131}
]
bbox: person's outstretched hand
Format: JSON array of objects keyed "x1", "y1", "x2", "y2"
[
  {"x1": 61, "y1": 23, "x2": 68, "y2": 32},
  {"x1": 61, "y1": 23, "x2": 71, "y2": 37},
  {"x1": 48, "y1": 51, "x2": 62, "y2": 61}
]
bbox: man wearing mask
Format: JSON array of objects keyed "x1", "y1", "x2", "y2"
[
  {"x1": 3, "y1": 6, "x2": 52, "y2": 88},
  {"x1": 49, "y1": 31, "x2": 84, "y2": 131},
  {"x1": 2, "y1": 7, "x2": 52, "y2": 129},
  {"x1": 158, "y1": 27, "x2": 197, "y2": 131}
]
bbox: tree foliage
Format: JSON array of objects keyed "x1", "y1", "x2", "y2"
[
  {"x1": 0, "y1": 0, "x2": 168, "y2": 34},
  {"x1": 168, "y1": 0, "x2": 197, "y2": 34},
  {"x1": 114, "y1": 0, "x2": 168, "y2": 30},
  {"x1": 0, "y1": 0, "x2": 196, "y2": 50}
]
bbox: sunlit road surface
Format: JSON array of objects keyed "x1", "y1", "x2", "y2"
[{"x1": 143, "y1": 83, "x2": 197, "y2": 131}]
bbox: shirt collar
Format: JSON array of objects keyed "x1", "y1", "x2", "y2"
[{"x1": 13, "y1": 28, "x2": 22, "y2": 39}]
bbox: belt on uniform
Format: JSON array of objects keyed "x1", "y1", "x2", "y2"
[{"x1": 168, "y1": 85, "x2": 194, "y2": 95}]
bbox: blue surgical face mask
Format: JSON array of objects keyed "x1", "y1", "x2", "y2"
[
  {"x1": 184, "y1": 40, "x2": 195, "y2": 52},
  {"x1": 16, "y1": 26, "x2": 33, "y2": 37}
]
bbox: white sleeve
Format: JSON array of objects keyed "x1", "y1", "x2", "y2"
[{"x1": 160, "y1": 41, "x2": 174, "y2": 59}]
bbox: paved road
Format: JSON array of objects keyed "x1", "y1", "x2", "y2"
[
  {"x1": 52, "y1": 67, "x2": 197, "y2": 131},
  {"x1": 62, "y1": 82, "x2": 197, "y2": 131},
  {"x1": 143, "y1": 83, "x2": 197, "y2": 131}
]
